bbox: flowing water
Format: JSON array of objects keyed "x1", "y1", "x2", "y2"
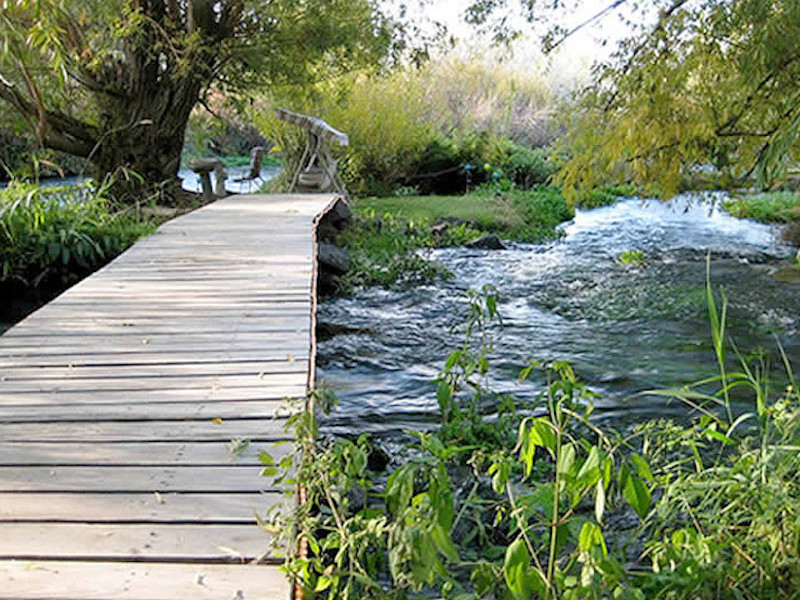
[{"x1": 317, "y1": 193, "x2": 800, "y2": 436}]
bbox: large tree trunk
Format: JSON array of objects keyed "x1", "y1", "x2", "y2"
[{"x1": 89, "y1": 74, "x2": 204, "y2": 206}]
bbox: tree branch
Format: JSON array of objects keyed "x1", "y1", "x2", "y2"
[{"x1": 0, "y1": 73, "x2": 98, "y2": 157}]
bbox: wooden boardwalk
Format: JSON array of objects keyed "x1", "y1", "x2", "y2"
[{"x1": 0, "y1": 193, "x2": 339, "y2": 600}]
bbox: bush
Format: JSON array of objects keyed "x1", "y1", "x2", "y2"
[
  {"x1": 575, "y1": 183, "x2": 638, "y2": 209},
  {"x1": 267, "y1": 281, "x2": 800, "y2": 600},
  {"x1": 0, "y1": 181, "x2": 156, "y2": 288},
  {"x1": 501, "y1": 144, "x2": 565, "y2": 189},
  {"x1": 0, "y1": 128, "x2": 87, "y2": 181}
]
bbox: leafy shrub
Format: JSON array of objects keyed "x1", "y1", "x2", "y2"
[
  {"x1": 265, "y1": 275, "x2": 800, "y2": 599},
  {"x1": 618, "y1": 249, "x2": 647, "y2": 266},
  {"x1": 338, "y1": 211, "x2": 451, "y2": 292},
  {"x1": 0, "y1": 128, "x2": 87, "y2": 181},
  {"x1": 265, "y1": 289, "x2": 650, "y2": 599},
  {"x1": 0, "y1": 181, "x2": 156, "y2": 287},
  {"x1": 501, "y1": 144, "x2": 565, "y2": 189},
  {"x1": 575, "y1": 183, "x2": 638, "y2": 209}
]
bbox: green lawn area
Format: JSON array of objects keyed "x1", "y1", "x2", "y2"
[
  {"x1": 356, "y1": 193, "x2": 513, "y2": 229},
  {"x1": 354, "y1": 186, "x2": 574, "y2": 239}
]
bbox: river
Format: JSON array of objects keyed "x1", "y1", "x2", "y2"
[{"x1": 317, "y1": 193, "x2": 800, "y2": 436}]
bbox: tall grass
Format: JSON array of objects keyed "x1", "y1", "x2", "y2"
[{"x1": 250, "y1": 56, "x2": 560, "y2": 195}]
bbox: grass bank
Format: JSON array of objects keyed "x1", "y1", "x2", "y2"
[
  {"x1": 339, "y1": 184, "x2": 639, "y2": 293},
  {"x1": 723, "y1": 190, "x2": 800, "y2": 248},
  {"x1": 722, "y1": 191, "x2": 800, "y2": 223},
  {"x1": 340, "y1": 186, "x2": 574, "y2": 292}
]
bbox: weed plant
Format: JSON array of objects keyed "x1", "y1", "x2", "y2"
[
  {"x1": 265, "y1": 270, "x2": 800, "y2": 599},
  {"x1": 0, "y1": 180, "x2": 156, "y2": 288}
]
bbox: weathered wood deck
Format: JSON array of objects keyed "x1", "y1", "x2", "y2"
[{"x1": 0, "y1": 193, "x2": 338, "y2": 600}]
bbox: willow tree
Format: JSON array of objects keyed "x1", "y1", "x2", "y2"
[
  {"x1": 556, "y1": 0, "x2": 800, "y2": 196},
  {"x1": 464, "y1": 0, "x2": 800, "y2": 196},
  {"x1": 0, "y1": 0, "x2": 394, "y2": 201}
]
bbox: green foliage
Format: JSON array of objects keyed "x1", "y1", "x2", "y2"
[
  {"x1": 252, "y1": 55, "x2": 559, "y2": 196},
  {"x1": 264, "y1": 289, "x2": 656, "y2": 599},
  {"x1": 560, "y1": 1, "x2": 800, "y2": 199},
  {"x1": 722, "y1": 191, "x2": 800, "y2": 224},
  {"x1": 0, "y1": 181, "x2": 155, "y2": 287},
  {"x1": 502, "y1": 144, "x2": 566, "y2": 190},
  {"x1": 340, "y1": 188, "x2": 574, "y2": 292},
  {"x1": 635, "y1": 275, "x2": 800, "y2": 599},
  {"x1": 575, "y1": 184, "x2": 638, "y2": 210},
  {"x1": 264, "y1": 270, "x2": 800, "y2": 599},
  {"x1": 338, "y1": 210, "x2": 452, "y2": 292},
  {"x1": 617, "y1": 250, "x2": 647, "y2": 267}
]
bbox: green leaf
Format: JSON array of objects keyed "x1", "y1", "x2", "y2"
[
  {"x1": 386, "y1": 463, "x2": 415, "y2": 516},
  {"x1": 557, "y1": 442, "x2": 576, "y2": 476},
  {"x1": 504, "y1": 538, "x2": 533, "y2": 600},
  {"x1": 314, "y1": 575, "x2": 333, "y2": 592},
  {"x1": 430, "y1": 524, "x2": 459, "y2": 562},
  {"x1": 631, "y1": 454, "x2": 654, "y2": 482},
  {"x1": 578, "y1": 521, "x2": 607, "y2": 556},
  {"x1": 623, "y1": 475, "x2": 651, "y2": 520},
  {"x1": 444, "y1": 351, "x2": 460, "y2": 372},
  {"x1": 576, "y1": 446, "x2": 601, "y2": 486},
  {"x1": 594, "y1": 479, "x2": 605, "y2": 524}
]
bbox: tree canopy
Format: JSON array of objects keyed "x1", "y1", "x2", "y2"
[
  {"x1": 558, "y1": 0, "x2": 800, "y2": 196},
  {"x1": 0, "y1": 0, "x2": 395, "y2": 200},
  {"x1": 463, "y1": 0, "x2": 800, "y2": 196}
]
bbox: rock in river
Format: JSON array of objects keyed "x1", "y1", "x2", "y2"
[{"x1": 465, "y1": 234, "x2": 506, "y2": 250}]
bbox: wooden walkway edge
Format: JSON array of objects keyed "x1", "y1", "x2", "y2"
[{"x1": 0, "y1": 194, "x2": 340, "y2": 600}]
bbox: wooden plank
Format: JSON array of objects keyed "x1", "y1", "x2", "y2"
[
  {"x1": 0, "y1": 523, "x2": 274, "y2": 560},
  {"x1": 5, "y1": 322, "x2": 308, "y2": 336},
  {"x1": 0, "y1": 386, "x2": 308, "y2": 406},
  {"x1": 0, "y1": 466, "x2": 280, "y2": 492},
  {"x1": 0, "y1": 372, "x2": 306, "y2": 394},
  {"x1": 0, "y1": 331, "x2": 310, "y2": 350},
  {"x1": 0, "y1": 399, "x2": 290, "y2": 422},
  {"x1": 0, "y1": 492, "x2": 289, "y2": 523},
  {"x1": 0, "y1": 360, "x2": 306, "y2": 381},
  {"x1": 0, "y1": 440, "x2": 292, "y2": 465},
  {"x1": 0, "y1": 418, "x2": 291, "y2": 442},
  {"x1": 0, "y1": 350, "x2": 310, "y2": 369},
  {"x1": 0, "y1": 560, "x2": 291, "y2": 600}
]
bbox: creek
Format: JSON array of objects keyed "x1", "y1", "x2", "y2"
[{"x1": 317, "y1": 193, "x2": 800, "y2": 436}]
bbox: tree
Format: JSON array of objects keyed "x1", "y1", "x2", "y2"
[
  {"x1": 0, "y1": 0, "x2": 395, "y2": 202},
  {"x1": 558, "y1": 0, "x2": 800, "y2": 196},
  {"x1": 465, "y1": 0, "x2": 800, "y2": 196}
]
